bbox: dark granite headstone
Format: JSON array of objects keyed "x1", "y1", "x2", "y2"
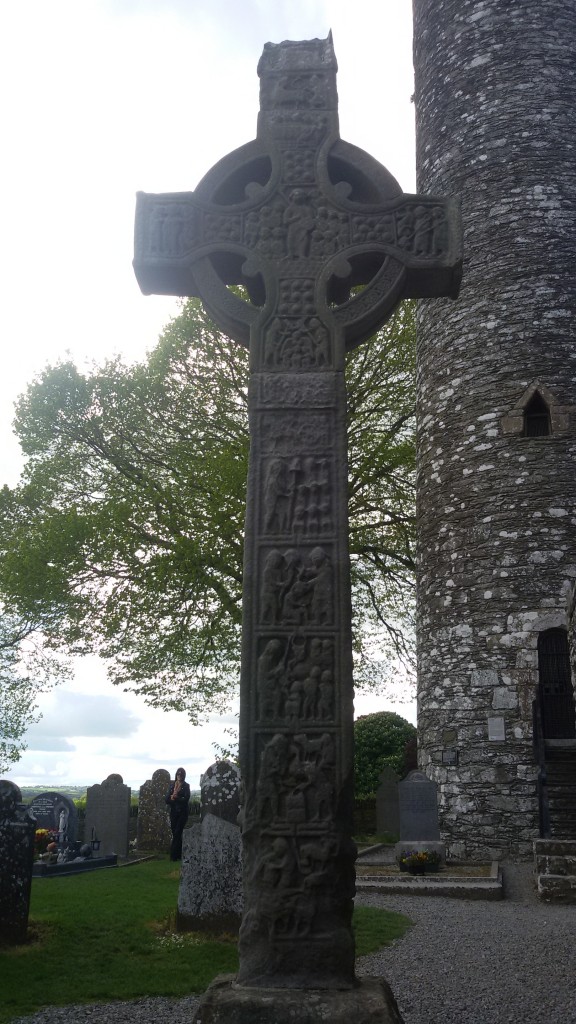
[
  {"x1": 137, "y1": 769, "x2": 171, "y2": 852},
  {"x1": 0, "y1": 780, "x2": 36, "y2": 944},
  {"x1": 28, "y1": 791, "x2": 78, "y2": 845},
  {"x1": 134, "y1": 32, "x2": 460, "y2": 1024},
  {"x1": 398, "y1": 770, "x2": 440, "y2": 842},
  {"x1": 85, "y1": 773, "x2": 131, "y2": 857},
  {"x1": 376, "y1": 766, "x2": 400, "y2": 837},
  {"x1": 200, "y1": 761, "x2": 241, "y2": 824}
]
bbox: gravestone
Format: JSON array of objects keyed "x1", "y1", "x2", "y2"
[
  {"x1": 178, "y1": 813, "x2": 243, "y2": 931},
  {"x1": 178, "y1": 762, "x2": 243, "y2": 930},
  {"x1": 137, "y1": 769, "x2": 171, "y2": 852},
  {"x1": 396, "y1": 769, "x2": 444, "y2": 864},
  {"x1": 28, "y1": 791, "x2": 78, "y2": 845},
  {"x1": 135, "y1": 34, "x2": 460, "y2": 1024},
  {"x1": 200, "y1": 761, "x2": 241, "y2": 823},
  {"x1": 398, "y1": 770, "x2": 440, "y2": 842},
  {"x1": 0, "y1": 780, "x2": 36, "y2": 944},
  {"x1": 85, "y1": 773, "x2": 131, "y2": 857},
  {"x1": 376, "y1": 766, "x2": 400, "y2": 838}
]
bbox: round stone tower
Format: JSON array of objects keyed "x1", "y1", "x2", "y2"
[{"x1": 413, "y1": 0, "x2": 576, "y2": 858}]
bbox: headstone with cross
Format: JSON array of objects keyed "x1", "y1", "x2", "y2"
[{"x1": 135, "y1": 34, "x2": 460, "y2": 1023}]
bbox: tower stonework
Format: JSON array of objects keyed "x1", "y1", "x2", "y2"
[{"x1": 414, "y1": 0, "x2": 576, "y2": 858}]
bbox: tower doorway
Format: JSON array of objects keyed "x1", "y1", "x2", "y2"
[{"x1": 537, "y1": 628, "x2": 576, "y2": 739}]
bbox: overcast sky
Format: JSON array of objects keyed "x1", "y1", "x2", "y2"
[{"x1": 2, "y1": 0, "x2": 416, "y2": 792}]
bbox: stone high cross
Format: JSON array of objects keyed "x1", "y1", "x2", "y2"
[{"x1": 134, "y1": 34, "x2": 460, "y2": 1008}]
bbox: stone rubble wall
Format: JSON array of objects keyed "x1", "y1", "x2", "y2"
[{"x1": 413, "y1": 0, "x2": 576, "y2": 859}]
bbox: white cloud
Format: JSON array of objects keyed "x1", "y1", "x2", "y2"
[
  {"x1": 22, "y1": 736, "x2": 76, "y2": 753},
  {"x1": 25, "y1": 692, "x2": 142, "y2": 741}
]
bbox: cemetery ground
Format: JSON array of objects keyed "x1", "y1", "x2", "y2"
[{"x1": 0, "y1": 857, "x2": 411, "y2": 1023}]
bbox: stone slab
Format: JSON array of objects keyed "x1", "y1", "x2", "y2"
[
  {"x1": 178, "y1": 813, "x2": 242, "y2": 924},
  {"x1": 376, "y1": 767, "x2": 400, "y2": 837},
  {"x1": 137, "y1": 769, "x2": 171, "y2": 852},
  {"x1": 0, "y1": 783, "x2": 36, "y2": 944},
  {"x1": 536, "y1": 854, "x2": 576, "y2": 875},
  {"x1": 537, "y1": 874, "x2": 576, "y2": 903},
  {"x1": 355, "y1": 861, "x2": 503, "y2": 900},
  {"x1": 398, "y1": 771, "x2": 440, "y2": 842},
  {"x1": 85, "y1": 773, "x2": 131, "y2": 857},
  {"x1": 32, "y1": 855, "x2": 117, "y2": 877},
  {"x1": 194, "y1": 974, "x2": 404, "y2": 1023},
  {"x1": 356, "y1": 878, "x2": 503, "y2": 900},
  {"x1": 534, "y1": 839, "x2": 576, "y2": 857}
]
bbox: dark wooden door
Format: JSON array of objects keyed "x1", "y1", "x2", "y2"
[{"x1": 538, "y1": 628, "x2": 576, "y2": 739}]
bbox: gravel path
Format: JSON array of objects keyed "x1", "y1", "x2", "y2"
[{"x1": 8, "y1": 866, "x2": 576, "y2": 1024}]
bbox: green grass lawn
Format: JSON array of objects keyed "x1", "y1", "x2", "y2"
[{"x1": 0, "y1": 859, "x2": 411, "y2": 1023}]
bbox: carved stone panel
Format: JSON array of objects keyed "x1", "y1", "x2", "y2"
[
  {"x1": 259, "y1": 545, "x2": 334, "y2": 628},
  {"x1": 255, "y1": 635, "x2": 335, "y2": 726},
  {"x1": 261, "y1": 456, "x2": 333, "y2": 537}
]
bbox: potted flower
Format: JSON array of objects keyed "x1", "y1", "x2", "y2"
[
  {"x1": 396, "y1": 849, "x2": 442, "y2": 874},
  {"x1": 34, "y1": 828, "x2": 58, "y2": 858}
]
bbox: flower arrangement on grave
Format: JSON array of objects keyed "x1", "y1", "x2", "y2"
[
  {"x1": 396, "y1": 849, "x2": 442, "y2": 874},
  {"x1": 34, "y1": 828, "x2": 59, "y2": 856}
]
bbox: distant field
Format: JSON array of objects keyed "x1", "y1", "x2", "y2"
[
  {"x1": 16, "y1": 785, "x2": 200, "y2": 805},
  {"x1": 18, "y1": 785, "x2": 93, "y2": 802}
]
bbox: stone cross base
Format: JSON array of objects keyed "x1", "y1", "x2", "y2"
[{"x1": 194, "y1": 974, "x2": 405, "y2": 1023}]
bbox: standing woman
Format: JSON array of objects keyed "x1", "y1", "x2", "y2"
[{"x1": 165, "y1": 767, "x2": 190, "y2": 861}]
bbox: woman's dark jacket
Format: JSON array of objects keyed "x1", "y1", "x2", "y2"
[{"x1": 165, "y1": 781, "x2": 191, "y2": 814}]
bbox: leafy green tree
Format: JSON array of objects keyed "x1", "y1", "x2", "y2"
[
  {"x1": 354, "y1": 710, "x2": 416, "y2": 798},
  {"x1": 0, "y1": 613, "x2": 70, "y2": 772},
  {"x1": 0, "y1": 299, "x2": 415, "y2": 722}
]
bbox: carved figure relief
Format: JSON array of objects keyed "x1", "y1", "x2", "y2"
[
  {"x1": 244, "y1": 199, "x2": 286, "y2": 257},
  {"x1": 263, "y1": 459, "x2": 291, "y2": 533},
  {"x1": 263, "y1": 455, "x2": 332, "y2": 536},
  {"x1": 260, "y1": 411, "x2": 333, "y2": 454},
  {"x1": 350, "y1": 203, "x2": 447, "y2": 257},
  {"x1": 242, "y1": 193, "x2": 348, "y2": 268},
  {"x1": 317, "y1": 669, "x2": 335, "y2": 720},
  {"x1": 253, "y1": 730, "x2": 337, "y2": 828},
  {"x1": 148, "y1": 202, "x2": 198, "y2": 257},
  {"x1": 246, "y1": 828, "x2": 340, "y2": 941},
  {"x1": 283, "y1": 190, "x2": 316, "y2": 257},
  {"x1": 256, "y1": 733, "x2": 290, "y2": 820},
  {"x1": 264, "y1": 317, "x2": 330, "y2": 369},
  {"x1": 257, "y1": 639, "x2": 287, "y2": 721},
  {"x1": 310, "y1": 205, "x2": 349, "y2": 256},
  {"x1": 259, "y1": 546, "x2": 333, "y2": 627},
  {"x1": 255, "y1": 635, "x2": 335, "y2": 725}
]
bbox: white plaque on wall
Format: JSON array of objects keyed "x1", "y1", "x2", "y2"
[{"x1": 488, "y1": 716, "x2": 506, "y2": 741}]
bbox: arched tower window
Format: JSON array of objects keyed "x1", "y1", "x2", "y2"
[
  {"x1": 537, "y1": 628, "x2": 576, "y2": 739},
  {"x1": 524, "y1": 391, "x2": 551, "y2": 436},
  {"x1": 502, "y1": 381, "x2": 573, "y2": 437}
]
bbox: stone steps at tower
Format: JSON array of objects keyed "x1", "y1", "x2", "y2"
[{"x1": 544, "y1": 747, "x2": 576, "y2": 839}]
